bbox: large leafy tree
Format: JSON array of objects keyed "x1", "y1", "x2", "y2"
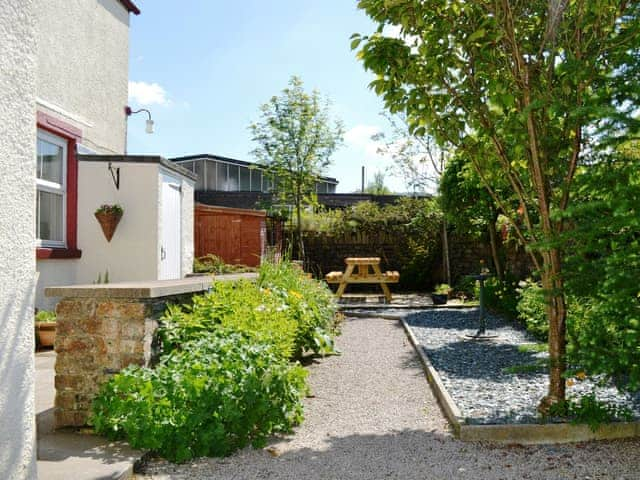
[
  {"x1": 354, "y1": 1, "x2": 640, "y2": 408},
  {"x1": 250, "y1": 76, "x2": 344, "y2": 260}
]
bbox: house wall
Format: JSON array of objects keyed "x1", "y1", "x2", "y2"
[
  {"x1": 35, "y1": 0, "x2": 130, "y2": 154},
  {"x1": 0, "y1": 1, "x2": 37, "y2": 478}
]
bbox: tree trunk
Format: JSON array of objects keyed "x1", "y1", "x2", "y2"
[
  {"x1": 538, "y1": 248, "x2": 567, "y2": 412},
  {"x1": 487, "y1": 219, "x2": 504, "y2": 281},
  {"x1": 295, "y1": 188, "x2": 304, "y2": 262},
  {"x1": 442, "y1": 220, "x2": 451, "y2": 285}
]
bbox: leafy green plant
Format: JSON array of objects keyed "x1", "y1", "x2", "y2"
[
  {"x1": 433, "y1": 284, "x2": 451, "y2": 295},
  {"x1": 476, "y1": 275, "x2": 519, "y2": 320},
  {"x1": 516, "y1": 280, "x2": 548, "y2": 341},
  {"x1": 193, "y1": 254, "x2": 256, "y2": 275},
  {"x1": 258, "y1": 260, "x2": 339, "y2": 357},
  {"x1": 35, "y1": 310, "x2": 56, "y2": 323},
  {"x1": 95, "y1": 204, "x2": 123, "y2": 216},
  {"x1": 92, "y1": 329, "x2": 308, "y2": 462},
  {"x1": 547, "y1": 394, "x2": 634, "y2": 432},
  {"x1": 159, "y1": 280, "x2": 298, "y2": 360}
]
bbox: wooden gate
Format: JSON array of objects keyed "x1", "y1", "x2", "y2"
[{"x1": 194, "y1": 204, "x2": 266, "y2": 267}]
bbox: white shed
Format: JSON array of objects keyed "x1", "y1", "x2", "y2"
[{"x1": 35, "y1": 155, "x2": 195, "y2": 309}]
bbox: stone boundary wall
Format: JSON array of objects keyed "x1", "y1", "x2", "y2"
[{"x1": 54, "y1": 294, "x2": 195, "y2": 428}]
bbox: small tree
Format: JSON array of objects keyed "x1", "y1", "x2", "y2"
[
  {"x1": 250, "y1": 76, "x2": 344, "y2": 260},
  {"x1": 364, "y1": 171, "x2": 392, "y2": 195}
]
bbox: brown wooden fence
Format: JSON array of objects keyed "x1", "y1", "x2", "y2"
[{"x1": 194, "y1": 204, "x2": 266, "y2": 267}]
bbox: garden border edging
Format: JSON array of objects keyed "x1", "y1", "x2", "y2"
[{"x1": 399, "y1": 317, "x2": 640, "y2": 444}]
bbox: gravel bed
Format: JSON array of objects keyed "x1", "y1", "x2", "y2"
[{"x1": 405, "y1": 308, "x2": 640, "y2": 425}]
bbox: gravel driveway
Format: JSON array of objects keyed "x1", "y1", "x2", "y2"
[{"x1": 141, "y1": 316, "x2": 640, "y2": 480}]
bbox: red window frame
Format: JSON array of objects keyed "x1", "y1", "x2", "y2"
[{"x1": 36, "y1": 112, "x2": 82, "y2": 259}]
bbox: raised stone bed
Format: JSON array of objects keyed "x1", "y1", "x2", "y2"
[{"x1": 402, "y1": 307, "x2": 640, "y2": 443}]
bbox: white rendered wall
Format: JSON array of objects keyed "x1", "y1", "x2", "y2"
[
  {"x1": 35, "y1": 0, "x2": 130, "y2": 154},
  {"x1": 180, "y1": 176, "x2": 195, "y2": 277},
  {"x1": 0, "y1": 1, "x2": 37, "y2": 478},
  {"x1": 76, "y1": 162, "x2": 160, "y2": 285}
]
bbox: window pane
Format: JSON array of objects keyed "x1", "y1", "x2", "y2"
[
  {"x1": 193, "y1": 161, "x2": 205, "y2": 190},
  {"x1": 38, "y1": 190, "x2": 64, "y2": 242},
  {"x1": 205, "y1": 160, "x2": 217, "y2": 190},
  {"x1": 37, "y1": 138, "x2": 63, "y2": 184},
  {"x1": 227, "y1": 165, "x2": 239, "y2": 191},
  {"x1": 240, "y1": 166, "x2": 250, "y2": 191},
  {"x1": 250, "y1": 169, "x2": 262, "y2": 191},
  {"x1": 216, "y1": 162, "x2": 227, "y2": 190}
]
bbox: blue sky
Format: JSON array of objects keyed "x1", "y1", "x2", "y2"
[{"x1": 126, "y1": 0, "x2": 406, "y2": 193}]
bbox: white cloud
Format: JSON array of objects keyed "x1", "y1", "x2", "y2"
[
  {"x1": 128, "y1": 81, "x2": 170, "y2": 106},
  {"x1": 344, "y1": 124, "x2": 384, "y2": 157}
]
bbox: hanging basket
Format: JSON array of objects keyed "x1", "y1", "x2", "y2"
[{"x1": 95, "y1": 211, "x2": 123, "y2": 242}]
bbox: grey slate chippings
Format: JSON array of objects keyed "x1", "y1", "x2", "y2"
[{"x1": 405, "y1": 307, "x2": 640, "y2": 425}]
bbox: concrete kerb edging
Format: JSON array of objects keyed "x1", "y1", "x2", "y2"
[{"x1": 399, "y1": 317, "x2": 640, "y2": 444}]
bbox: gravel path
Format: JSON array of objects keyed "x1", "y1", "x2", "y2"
[{"x1": 141, "y1": 316, "x2": 640, "y2": 480}]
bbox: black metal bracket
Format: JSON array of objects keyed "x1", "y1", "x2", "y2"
[{"x1": 108, "y1": 162, "x2": 120, "y2": 190}]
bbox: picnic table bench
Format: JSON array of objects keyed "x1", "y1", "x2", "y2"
[{"x1": 325, "y1": 257, "x2": 400, "y2": 302}]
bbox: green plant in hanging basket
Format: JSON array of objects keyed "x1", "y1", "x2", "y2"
[{"x1": 95, "y1": 204, "x2": 124, "y2": 242}]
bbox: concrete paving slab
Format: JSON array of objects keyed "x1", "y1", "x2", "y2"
[
  {"x1": 35, "y1": 351, "x2": 144, "y2": 480},
  {"x1": 37, "y1": 431, "x2": 142, "y2": 480}
]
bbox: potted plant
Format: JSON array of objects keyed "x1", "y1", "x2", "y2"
[
  {"x1": 95, "y1": 204, "x2": 123, "y2": 242},
  {"x1": 431, "y1": 283, "x2": 452, "y2": 305},
  {"x1": 35, "y1": 310, "x2": 57, "y2": 348}
]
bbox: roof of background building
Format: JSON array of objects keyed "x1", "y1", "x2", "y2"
[{"x1": 171, "y1": 153, "x2": 339, "y2": 184}]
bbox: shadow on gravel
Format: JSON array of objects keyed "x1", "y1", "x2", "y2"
[
  {"x1": 422, "y1": 340, "x2": 544, "y2": 382},
  {"x1": 143, "y1": 430, "x2": 640, "y2": 480}
]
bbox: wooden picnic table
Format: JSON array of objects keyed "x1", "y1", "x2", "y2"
[{"x1": 325, "y1": 257, "x2": 399, "y2": 302}]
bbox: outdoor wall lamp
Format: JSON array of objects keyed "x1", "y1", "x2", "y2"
[{"x1": 125, "y1": 106, "x2": 154, "y2": 134}]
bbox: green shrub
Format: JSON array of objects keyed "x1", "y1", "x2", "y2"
[
  {"x1": 159, "y1": 280, "x2": 298, "y2": 360},
  {"x1": 35, "y1": 310, "x2": 56, "y2": 323},
  {"x1": 476, "y1": 275, "x2": 519, "y2": 319},
  {"x1": 547, "y1": 393, "x2": 633, "y2": 432},
  {"x1": 516, "y1": 280, "x2": 548, "y2": 341},
  {"x1": 92, "y1": 330, "x2": 308, "y2": 462},
  {"x1": 193, "y1": 254, "x2": 256, "y2": 274},
  {"x1": 258, "y1": 260, "x2": 339, "y2": 357}
]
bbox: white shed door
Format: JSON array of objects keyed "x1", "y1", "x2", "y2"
[{"x1": 160, "y1": 174, "x2": 182, "y2": 280}]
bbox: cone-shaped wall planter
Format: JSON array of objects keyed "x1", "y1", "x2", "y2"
[{"x1": 95, "y1": 211, "x2": 122, "y2": 242}]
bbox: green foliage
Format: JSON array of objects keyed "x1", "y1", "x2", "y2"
[
  {"x1": 363, "y1": 171, "x2": 392, "y2": 195},
  {"x1": 516, "y1": 280, "x2": 548, "y2": 341},
  {"x1": 161, "y1": 261, "x2": 338, "y2": 360},
  {"x1": 159, "y1": 280, "x2": 299, "y2": 360},
  {"x1": 477, "y1": 276, "x2": 518, "y2": 320},
  {"x1": 355, "y1": 0, "x2": 640, "y2": 402},
  {"x1": 433, "y1": 284, "x2": 451, "y2": 295},
  {"x1": 258, "y1": 260, "x2": 339, "y2": 357},
  {"x1": 562, "y1": 156, "x2": 640, "y2": 390},
  {"x1": 300, "y1": 198, "x2": 443, "y2": 290},
  {"x1": 95, "y1": 204, "x2": 123, "y2": 216},
  {"x1": 547, "y1": 394, "x2": 634, "y2": 432},
  {"x1": 193, "y1": 254, "x2": 256, "y2": 275},
  {"x1": 92, "y1": 329, "x2": 308, "y2": 462},
  {"x1": 249, "y1": 76, "x2": 344, "y2": 258},
  {"x1": 35, "y1": 310, "x2": 56, "y2": 323},
  {"x1": 502, "y1": 360, "x2": 548, "y2": 375}
]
